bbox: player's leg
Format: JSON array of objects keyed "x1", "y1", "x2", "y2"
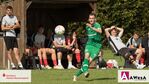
[
  {"x1": 38, "y1": 49, "x2": 44, "y2": 68},
  {"x1": 47, "y1": 48, "x2": 60, "y2": 69},
  {"x1": 13, "y1": 48, "x2": 23, "y2": 69},
  {"x1": 13, "y1": 37, "x2": 23, "y2": 69},
  {"x1": 7, "y1": 49, "x2": 16, "y2": 69},
  {"x1": 135, "y1": 49, "x2": 142, "y2": 63},
  {"x1": 134, "y1": 48, "x2": 146, "y2": 68},
  {"x1": 41, "y1": 48, "x2": 51, "y2": 69},
  {"x1": 4, "y1": 37, "x2": 16, "y2": 69},
  {"x1": 119, "y1": 48, "x2": 145, "y2": 69},
  {"x1": 75, "y1": 49, "x2": 81, "y2": 68},
  {"x1": 73, "y1": 45, "x2": 91, "y2": 81},
  {"x1": 67, "y1": 50, "x2": 77, "y2": 69},
  {"x1": 73, "y1": 52, "x2": 90, "y2": 81},
  {"x1": 56, "y1": 48, "x2": 64, "y2": 69}
]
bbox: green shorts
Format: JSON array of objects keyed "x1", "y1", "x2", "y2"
[{"x1": 85, "y1": 44, "x2": 102, "y2": 60}]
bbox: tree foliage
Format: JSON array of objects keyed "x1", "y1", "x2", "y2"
[{"x1": 96, "y1": 0, "x2": 149, "y2": 42}]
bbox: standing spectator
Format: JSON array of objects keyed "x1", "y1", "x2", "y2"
[{"x1": 1, "y1": 6, "x2": 23, "y2": 69}]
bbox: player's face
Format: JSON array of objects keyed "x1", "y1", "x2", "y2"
[
  {"x1": 38, "y1": 27, "x2": 44, "y2": 34},
  {"x1": 88, "y1": 15, "x2": 95, "y2": 25},
  {"x1": 111, "y1": 29, "x2": 118, "y2": 36},
  {"x1": 6, "y1": 9, "x2": 13, "y2": 16},
  {"x1": 133, "y1": 34, "x2": 139, "y2": 41}
]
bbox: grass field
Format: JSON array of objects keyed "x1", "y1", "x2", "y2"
[{"x1": 0, "y1": 49, "x2": 148, "y2": 84}]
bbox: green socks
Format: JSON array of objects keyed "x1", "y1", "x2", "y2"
[{"x1": 75, "y1": 58, "x2": 89, "y2": 77}]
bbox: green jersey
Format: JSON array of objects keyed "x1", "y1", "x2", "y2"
[{"x1": 85, "y1": 22, "x2": 102, "y2": 46}]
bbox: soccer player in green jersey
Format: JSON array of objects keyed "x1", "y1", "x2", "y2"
[{"x1": 73, "y1": 13, "x2": 102, "y2": 81}]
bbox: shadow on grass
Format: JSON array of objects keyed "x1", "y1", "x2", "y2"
[{"x1": 87, "y1": 77, "x2": 116, "y2": 81}]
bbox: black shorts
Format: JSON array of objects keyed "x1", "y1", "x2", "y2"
[
  {"x1": 118, "y1": 47, "x2": 136, "y2": 59},
  {"x1": 56, "y1": 47, "x2": 68, "y2": 53},
  {"x1": 4, "y1": 37, "x2": 18, "y2": 50},
  {"x1": 56, "y1": 47, "x2": 73, "y2": 55}
]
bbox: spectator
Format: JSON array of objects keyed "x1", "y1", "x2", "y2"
[
  {"x1": 141, "y1": 32, "x2": 149, "y2": 66},
  {"x1": 126, "y1": 32, "x2": 142, "y2": 48},
  {"x1": 38, "y1": 30, "x2": 61, "y2": 69},
  {"x1": 66, "y1": 31, "x2": 81, "y2": 69},
  {"x1": 104, "y1": 26, "x2": 145, "y2": 69},
  {"x1": 53, "y1": 25, "x2": 77, "y2": 69},
  {"x1": 126, "y1": 32, "x2": 144, "y2": 65},
  {"x1": 1, "y1": 6, "x2": 23, "y2": 69},
  {"x1": 31, "y1": 26, "x2": 51, "y2": 69}
]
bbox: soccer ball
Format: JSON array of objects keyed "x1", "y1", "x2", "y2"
[
  {"x1": 106, "y1": 59, "x2": 118, "y2": 69},
  {"x1": 55, "y1": 25, "x2": 65, "y2": 35}
]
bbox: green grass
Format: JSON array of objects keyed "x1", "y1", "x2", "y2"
[{"x1": 1, "y1": 49, "x2": 149, "y2": 84}]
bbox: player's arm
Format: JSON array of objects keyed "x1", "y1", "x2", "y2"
[
  {"x1": 86, "y1": 23, "x2": 102, "y2": 34},
  {"x1": 117, "y1": 27, "x2": 124, "y2": 37},
  {"x1": 104, "y1": 27, "x2": 111, "y2": 38},
  {"x1": 70, "y1": 33, "x2": 77, "y2": 46},
  {"x1": 12, "y1": 19, "x2": 20, "y2": 29},
  {"x1": 53, "y1": 41, "x2": 63, "y2": 48},
  {"x1": 1, "y1": 18, "x2": 11, "y2": 30},
  {"x1": 1, "y1": 25, "x2": 12, "y2": 31}
]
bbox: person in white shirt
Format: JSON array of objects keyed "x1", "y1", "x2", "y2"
[
  {"x1": 1, "y1": 6, "x2": 23, "y2": 69},
  {"x1": 105, "y1": 26, "x2": 145, "y2": 69}
]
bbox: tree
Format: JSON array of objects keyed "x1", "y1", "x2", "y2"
[{"x1": 96, "y1": 0, "x2": 149, "y2": 42}]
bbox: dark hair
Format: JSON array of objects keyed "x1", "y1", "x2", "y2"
[
  {"x1": 6, "y1": 6, "x2": 13, "y2": 10},
  {"x1": 89, "y1": 13, "x2": 96, "y2": 17},
  {"x1": 133, "y1": 31, "x2": 139, "y2": 36}
]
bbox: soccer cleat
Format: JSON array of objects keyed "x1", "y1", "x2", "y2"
[
  {"x1": 53, "y1": 65, "x2": 64, "y2": 69},
  {"x1": 68, "y1": 65, "x2": 77, "y2": 69},
  {"x1": 18, "y1": 66, "x2": 24, "y2": 70},
  {"x1": 73, "y1": 75, "x2": 77, "y2": 81},
  {"x1": 84, "y1": 72, "x2": 90, "y2": 78},
  {"x1": 55, "y1": 65, "x2": 64, "y2": 69},
  {"x1": 136, "y1": 64, "x2": 146, "y2": 69},
  {"x1": 41, "y1": 65, "x2": 45, "y2": 69},
  {"x1": 11, "y1": 66, "x2": 17, "y2": 70},
  {"x1": 45, "y1": 65, "x2": 52, "y2": 69}
]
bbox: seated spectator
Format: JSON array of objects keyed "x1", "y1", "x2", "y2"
[
  {"x1": 126, "y1": 32, "x2": 144, "y2": 65},
  {"x1": 53, "y1": 25, "x2": 76, "y2": 69},
  {"x1": 32, "y1": 26, "x2": 51, "y2": 69},
  {"x1": 38, "y1": 30, "x2": 61, "y2": 69},
  {"x1": 105, "y1": 26, "x2": 145, "y2": 69},
  {"x1": 126, "y1": 32, "x2": 142, "y2": 48},
  {"x1": 66, "y1": 31, "x2": 81, "y2": 68}
]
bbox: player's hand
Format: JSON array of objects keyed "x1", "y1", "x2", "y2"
[
  {"x1": 72, "y1": 36, "x2": 76, "y2": 40},
  {"x1": 110, "y1": 26, "x2": 116, "y2": 30},
  {"x1": 65, "y1": 46, "x2": 71, "y2": 50},
  {"x1": 86, "y1": 23, "x2": 92, "y2": 28},
  {"x1": 7, "y1": 25, "x2": 14, "y2": 29}
]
